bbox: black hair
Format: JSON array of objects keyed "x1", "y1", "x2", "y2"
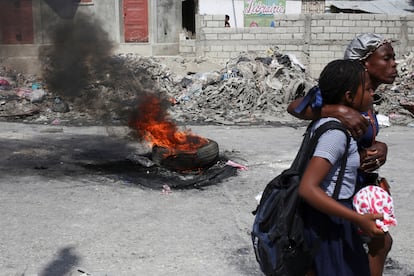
[{"x1": 318, "y1": 59, "x2": 366, "y2": 105}]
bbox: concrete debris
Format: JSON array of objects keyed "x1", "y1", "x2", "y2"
[
  {"x1": 0, "y1": 78, "x2": 11, "y2": 90},
  {"x1": 168, "y1": 49, "x2": 315, "y2": 125},
  {"x1": 1, "y1": 47, "x2": 414, "y2": 126},
  {"x1": 52, "y1": 97, "x2": 70, "y2": 113}
]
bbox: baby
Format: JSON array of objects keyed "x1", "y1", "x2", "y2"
[{"x1": 353, "y1": 185, "x2": 397, "y2": 232}]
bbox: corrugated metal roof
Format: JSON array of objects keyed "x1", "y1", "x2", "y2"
[{"x1": 328, "y1": 0, "x2": 414, "y2": 15}]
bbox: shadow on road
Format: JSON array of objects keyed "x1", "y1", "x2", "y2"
[{"x1": 39, "y1": 246, "x2": 80, "y2": 276}]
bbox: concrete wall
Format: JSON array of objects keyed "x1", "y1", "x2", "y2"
[
  {"x1": 0, "y1": 0, "x2": 122, "y2": 74},
  {"x1": 3, "y1": 1, "x2": 414, "y2": 78},
  {"x1": 35, "y1": 0, "x2": 121, "y2": 44},
  {"x1": 191, "y1": 13, "x2": 413, "y2": 78},
  {"x1": 149, "y1": 0, "x2": 181, "y2": 55}
]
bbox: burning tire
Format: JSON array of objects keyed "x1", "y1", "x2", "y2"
[{"x1": 151, "y1": 139, "x2": 219, "y2": 171}]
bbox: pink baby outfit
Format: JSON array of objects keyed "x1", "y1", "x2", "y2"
[{"x1": 353, "y1": 185, "x2": 397, "y2": 232}]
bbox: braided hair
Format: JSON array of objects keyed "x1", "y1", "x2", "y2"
[{"x1": 318, "y1": 59, "x2": 366, "y2": 105}]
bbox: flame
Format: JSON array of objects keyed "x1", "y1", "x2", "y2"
[{"x1": 128, "y1": 93, "x2": 208, "y2": 153}]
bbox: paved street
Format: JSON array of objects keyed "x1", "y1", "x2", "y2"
[{"x1": 0, "y1": 122, "x2": 413, "y2": 275}]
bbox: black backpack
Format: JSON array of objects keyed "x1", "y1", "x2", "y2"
[{"x1": 251, "y1": 120, "x2": 351, "y2": 276}]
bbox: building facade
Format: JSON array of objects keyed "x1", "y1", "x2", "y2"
[
  {"x1": 1, "y1": 0, "x2": 413, "y2": 78},
  {"x1": 0, "y1": 0, "x2": 186, "y2": 73}
]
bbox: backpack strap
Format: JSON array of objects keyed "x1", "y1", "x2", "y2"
[{"x1": 307, "y1": 121, "x2": 351, "y2": 200}]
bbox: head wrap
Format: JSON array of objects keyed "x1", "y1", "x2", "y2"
[
  {"x1": 344, "y1": 33, "x2": 391, "y2": 61},
  {"x1": 298, "y1": 33, "x2": 390, "y2": 113}
]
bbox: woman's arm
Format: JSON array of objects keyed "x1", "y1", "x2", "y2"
[
  {"x1": 287, "y1": 97, "x2": 369, "y2": 138},
  {"x1": 360, "y1": 140, "x2": 388, "y2": 172},
  {"x1": 299, "y1": 156, "x2": 384, "y2": 237}
]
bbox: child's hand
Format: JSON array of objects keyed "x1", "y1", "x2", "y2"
[{"x1": 356, "y1": 213, "x2": 385, "y2": 237}]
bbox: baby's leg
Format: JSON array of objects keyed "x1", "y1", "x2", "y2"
[{"x1": 368, "y1": 232, "x2": 393, "y2": 276}]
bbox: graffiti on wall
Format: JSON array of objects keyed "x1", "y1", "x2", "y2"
[{"x1": 243, "y1": 0, "x2": 286, "y2": 27}]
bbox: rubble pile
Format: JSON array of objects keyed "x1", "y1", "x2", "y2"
[
  {"x1": 1, "y1": 47, "x2": 414, "y2": 127},
  {"x1": 168, "y1": 49, "x2": 315, "y2": 124}
]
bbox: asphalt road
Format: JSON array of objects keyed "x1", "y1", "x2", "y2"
[{"x1": 0, "y1": 122, "x2": 413, "y2": 276}]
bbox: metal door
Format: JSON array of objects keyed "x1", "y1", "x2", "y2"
[
  {"x1": 123, "y1": 0, "x2": 148, "y2": 42},
  {"x1": 0, "y1": 0, "x2": 34, "y2": 44}
]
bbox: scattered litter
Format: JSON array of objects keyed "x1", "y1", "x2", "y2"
[
  {"x1": 16, "y1": 88, "x2": 32, "y2": 98},
  {"x1": 1, "y1": 47, "x2": 414, "y2": 126},
  {"x1": 0, "y1": 78, "x2": 10, "y2": 90},
  {"x1": 77, "y1": 268, "x2": 91, "y2": 275},
  {"x1": 51, "y1": 118, "x2": 61, "y2": 125},
  {"x1": 226, "y1": 160, "x2": 248, "y2": 170},
  {"x1": 29, "y1": 88, "x2": 46, "y2": 103},
  {"x1": 31, "y1": 82, "x2": 42, "y2": 90},
  {"x1": 52, "y1": 97, "x2": 70, "y2": 113},
  {"x1": 15, "y1": 86, "x2": 46, "y2": 104},
  {"x1": 287, "y1": 53, "x2": 306, "y2": 71},
  {"x1": 126, "y1": 153, "x2": 155, "y2": 167},
  {"x1": 377, "y1": 114, "x2": 391, "y2": 127},
  {"x1": 161, "y1": 184, "x2": 172, "y2": 194}
]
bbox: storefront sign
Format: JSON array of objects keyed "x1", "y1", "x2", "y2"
[{"x1": 244, "y1": 0, "x2": 286, "y2": 27}]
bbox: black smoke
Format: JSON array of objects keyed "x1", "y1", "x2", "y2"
[
  {"x1": 39, "y1": 12, "x2": 169, "y2": 127},
  {"x1": 40, "y1": 13, "x2": 114, "y2": 99}
]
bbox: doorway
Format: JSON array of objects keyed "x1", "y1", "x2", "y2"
[
  {"x1": 182, "y1": 0, "x2": 197, "y2": 39},
  {"x1": 123, "y1": 0, "x2": 149, "y2": 42},
  {"x1": 0, "y1": 0, "x2": 34, "y2": 44}
]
